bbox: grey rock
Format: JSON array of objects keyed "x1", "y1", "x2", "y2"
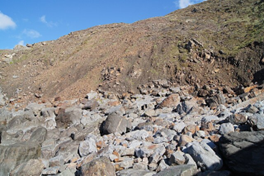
[
  {"x1": 29, "y1": 126, "x2": 47, "y2": 144},
  {"x1": 101, "y1": 112, "x2": 131, "y2": 135},
  {"x1": 154, "y1": 164, "x2": 197, "y2": 176},
  {"x1": 42, "y1": 166, "x2": 60, "y2": 175},
  {"x1": 79, "y1": 137, "x2": 97, "y2": 157},
  {"x1": 10, "y1": 159, "x2": 45, "y2": 176},
  {"x1": 219, "y1": 123, "x2": 234, "y2": 135},
  {"x1": 81, "y1": 156, "x2": 115, "y2": 176},
  {"x1": 170, "y1": 151, "x2": 186, "y2": 165},
  {"x1": 248, "y1": 114, "x2": 264, "y2": 130},
  {"x1": 55, "y1": 107, "x2": 82, "y2": 128},
  {"x1": 117, "y1": 169, "x2": 155, "y2": 176},
  {"x1": 86, "y1": 90, "x2": 98, "y2": 100},
  {"x1": 49, "y1": 155, "x2": 64, "y2": 167},
  {"x1": 186, "y1": 141, "x2": 223, "y2": 171},
  {"x1": 218, "y1": 131, "x2": 264, "y2": 175},
  {"x1": 0, "y1": 142, "x2": 41, "y2": 176},
  {"x1": 174, "y1": 121, "x2": 186, "y2": 133},
  {"x1": 7, "y1": 110, "x2": 39, "y2": 134}
]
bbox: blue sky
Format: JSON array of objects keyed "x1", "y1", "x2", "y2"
[{"x1": 0, "y1": 0, "x2": 205, "y2": 49}]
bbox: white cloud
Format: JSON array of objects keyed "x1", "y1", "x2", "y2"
[
  {"x1": 23, "y1": 29, "x2": 41, "y2": 38},
  {"x1": 175, "y1": 0, "x2": 206, "y2": 9},
  {"x1": 0, "y1": 11, "x2": 16, "y2": 30},
  {"x1": 40, "y1": 15, "x2": 57, "y2": 27},
  {"x1": 18, "y1": 40, "x2": 24, "y2": 45},
  {"x1": 178, "y1": 0, "x2": 193, "y2": 9}
]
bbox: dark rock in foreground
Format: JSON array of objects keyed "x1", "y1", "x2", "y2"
[{"x1": 218, "y1": 131, "x2": 264, "y2": 175}]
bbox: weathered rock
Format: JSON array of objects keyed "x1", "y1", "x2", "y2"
[
  {"x1": 158, "y1": 94, "x2": 180, "y2": 108},
  {"x1": 218, "y1": 131, "x2": 264, "y2": 175},
  {"x1": 248, "y1": 114, "x2": 264, "y2": 130},
  {"x1": 10, "y1": 159, "x2": 44, "y2": 176},
  {"x1": 0, "y1": 142, "x2": 41, "y2": 176},
  {"x1": 42, "y1": 166, "x2": 60, "y2": 175},
  {"x1": 219, "y1": 123, "x2": 234, "y2": 134},
  {"x1": 100, "y1": 112, "x2": 131, "y2": 135},
  {"x1": 6, "y1": 110, "x2": 39, "y2": 134},
  {"x1": 29, "y1": 126, "x2": 47, "y2": 144},
  {"x1": 154, "y1": 164, "x2": 197, "y2": 176},
  {"x1": 117, "y1": 169, "x2": 155, "y2": 176},
  {"x1": 81, "y1": 156, "x2": 115, "y2": 176},
  {"x1": 55, "y1": 107, "x2": 82, "y2": 128},
  {"x1": 186, "y1": 141, "x2": 223, "y2": 171},
  {"x1": 170, "y1": 151, "x2": 186, "y2": 165}
]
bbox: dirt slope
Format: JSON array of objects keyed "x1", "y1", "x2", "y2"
[{"x1": 0, "y1": 0, "x2": 263, "y2": 102}]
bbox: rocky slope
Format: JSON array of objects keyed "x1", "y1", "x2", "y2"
[
  {"x1": 0, "y1": 0, "x2": 264, "y2": 104},
  {"x1": 0, "y1": 80, "x2": 264, "y2": 175}
]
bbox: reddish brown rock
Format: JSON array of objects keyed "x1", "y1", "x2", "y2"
[{"x1": 158, "y1": 94, "x2": 180, "y2": 108}]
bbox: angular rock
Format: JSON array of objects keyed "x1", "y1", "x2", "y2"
[
  {"x1": 158, "y1": 94, "x2": 180, "y2": 108},
  {"x1": 0, "y1": 142, "x2": 41, "y2": 176},
  {"x1": 100, "y1": 112, "x2": 131, "y2": 135},
  {"x1": 10, "y1": 159, "x2": 44, "y2": 176},
  {"x1": 29, "y1": 126, "x2": 47, "y2": 144},
  {"x1": 79, "y1": 137, "x2": 97, "y2": 157},
  {"x1": 154, "y1": 164, "x2": 197, "y2": 176},
  {"x1": 81, "y1": 156, "x2": 115, "y2": 176},
  {"x1": 170, "y1": 151, "x2": 186, "y2": 165},
  {"x1": 186, "y1": 141, "x2": 223, "y2": 171},
  {"x1": 219, "y1": 123, "x2": 234, "y2": 135},
  {"x1": 117, "y1": 169, "x2": 155, "y2": 176},
  {"x1": 218, "y1": 131, "x2": 264, "y2": 175}
]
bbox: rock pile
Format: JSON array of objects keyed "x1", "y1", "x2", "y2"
[{"x1": 0, "y1": 80, "x2": 264, "y2": 176}]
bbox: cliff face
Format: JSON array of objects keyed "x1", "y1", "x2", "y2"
[{"x1": 0, "y1": 0, "x2": 263, "y2": 101}]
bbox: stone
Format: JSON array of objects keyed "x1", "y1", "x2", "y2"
[
  {"x1": 186, "y1": 141, "x2": 223, "y2": 171},
  {"x1": 173, "y1": 121, "x2": 186, "y2": 133},
  {"x1": 227, "y1": 114, "x2": 247, "y2": 124},
  {"x1": 81, "y1": 156, "x2": 115, "y2": 176},
  {"x1": 49, "y1": 155, "x2": 64, "y2": 167},
  {"x1": 218, "y1": 131, "x2": 264, "y2": 175},
  {"x1": 29, "y1": 126, "x2": 47, "y2": 144},
  {"x1": 0, "y1": 142, "x2": 41, "y2": 176},
  {"x1": 6, "y1": 110, "x2": 39, "y2": 134},
  {"x1": 154, "y1": 164, "x2": 197, "y2": 176},
  {"x1": 170, "y1": 151, "x2": 186, "y2": 165},
  {"x1": 10, "y1": 159, "x2": 44, "y2": 176},
  {"x1": 86, "y1": 90, "x2": 98, "y2": 100},
  {"x1": 100, "y1": 112, "x2": 131, "y2": 135},
  {"x1": 219, "y1": 123, "x2": 234, "y2": 134},
  {"x1": 78, "y1": 137, "x2": 97, "y2": 157},
  {"x1": 156, "y1": 159, "x2": 169, "y2": 172},
  {"x1": 179, "y1": 135, "x2": 194, "y2": 147},
  {"x1": 184, "y1": 124, "x2": 197, "y2": 134},
  {"x1": 117, "y1": 169, "x2": 155, "y2": 176},
  {"x1": 158, "y1": 94, "x2": 180, "y2": 108},
  {"x1": 55, "y1": 107, "x2": 82, "y2": 128},
  {"x1": 42, "y1": 166, "x2": 60, "y2": 175},
  {"x1": 248, "y1": 114, "x2": 264, "y2": 130}
]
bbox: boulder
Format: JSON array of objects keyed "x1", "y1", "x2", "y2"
[
  {"x1": 79, "y1": 137, "x2": 97, "y2": 157},
  {"x1": 117, "y1": 169, "x2": 155, "y2": 176},
  {"x1": 158, "y1": 94, "x2": 180, "y2": 108},
  {"x1": 100, "y1": 112, "x2": 131, "y2": 135},
  {"x1": 55, "y1": 107, "x2": 82, "y2": 128},
  {"x1": 81, "y1": 156, "x2": 115, "y2": 176},
  {"x1": 0, "y1": 142, "x2": 41, "y2": 176},
  {"x1": 186, "y1": 141, "x2": 223, "y2": 171},
  {"x1": 219, "y1": 123, "x2": 234, "y2": 135},
  {"x1": 10, "y1": 159, "x2": 45, "y2": 176},
  {"x1": 218, "y1": 131, "x2": 264, "y2": 175},
  {"x1": 153, "y1": 164, "x2": 197, "y2": 176}
]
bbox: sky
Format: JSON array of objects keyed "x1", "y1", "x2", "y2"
[{"x1": 0, "y1": 0, "x2": 205, "y2": 49}]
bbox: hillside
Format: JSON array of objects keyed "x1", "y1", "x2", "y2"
[{"x1": 0, "y1": 0, "x2": 263, "y2": 103}]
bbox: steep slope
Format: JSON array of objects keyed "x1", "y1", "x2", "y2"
[{"x1": 0, "y1": 0, "x2": 263, "y2": 102}]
